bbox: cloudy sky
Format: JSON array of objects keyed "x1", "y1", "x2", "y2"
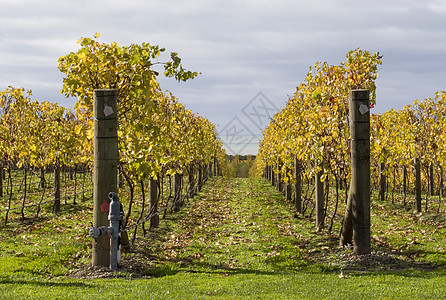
[{"x1": 1, "y1": 0, "x2": 446, "y2": 154}]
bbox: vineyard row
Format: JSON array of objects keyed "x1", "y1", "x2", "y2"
[{"x1": 253, "y1": 48, "x2": 445, "y2": 240}]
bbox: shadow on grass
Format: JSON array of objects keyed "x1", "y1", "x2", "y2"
[
  {"x1": 0, "y1": 277, "x2": 94, "y2": 287},
  {"x1": 143, "y1": 260, "x2": 302, "y2": 277},
  {"x1": 0, "y1": 215, "x2": 52, "y2": 230},
  {"x1": 0, "y1": 200, "x2": 92, "y2": 230},
  {"x1": 143, "y1": 256, "x2": 446, "y2": 280},
  {"x1": 344, "y1": 267, "x2": 446, "y2": 279}
]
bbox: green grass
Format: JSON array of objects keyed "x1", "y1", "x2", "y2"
[
  {"x1": 368, "y1": 192, "x2": 446, "y2": 266},
  {"x1": 0, "y1": 176, "x2": 445, "y2": 299},
  {"x1": 145, "y1": 177, "x2": 307, "y2": 275},
  {"x1": 236, "y1": 162, "x2": 250, "y2": 178},
  {"x1": 1, "y1": 271, "x2": 445, "y2": 300},
  {"x1": 0, "y1": 201, "x2": 92, "y2": 278}
]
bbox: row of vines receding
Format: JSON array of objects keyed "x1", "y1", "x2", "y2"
[
  {"x1": 253, "y1": 48, "x2": 445, "y2": 236},
  {"x1": 1, "y1": 35, "x2": 230, "y2": 238}
]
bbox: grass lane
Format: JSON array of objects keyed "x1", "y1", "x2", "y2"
[
  {"x1": 0, "y1": 176, "x2": 445, "y2": 299},
  {"x1": 150, "y1": 177, "x2": 308, "y2": 275}
]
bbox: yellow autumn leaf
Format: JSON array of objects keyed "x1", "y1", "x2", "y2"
[{"x1": 74, "y1": 124, "x2": 82, "y2": 135}]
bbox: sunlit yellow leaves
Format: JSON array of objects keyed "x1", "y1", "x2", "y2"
[
  {"x1": 370, "y1": 91, "x2": 446, "y2": 173},
  {"x1": 255, "y1": 49, "x2": 381, "y2": 184},
  {"x1": 118, "y1": 90, "x2": 224, "y2": 182},
  {"x1": 54, "y1": 35, "x2": 221, "y2": 182},
  {"x1": 346, "y1": 48, "x2": 382, "y2": 104},
  {"x1": 58, "y1": 34, "x2": 198, "y2": 121},
  {"x1": 74, "y1": 124, "x2": 82, "y2": 135},
  {"x1": 0, "y1": 87, "x2": 90, "y2": 169}
]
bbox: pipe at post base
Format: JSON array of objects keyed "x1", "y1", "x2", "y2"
[
  {"x1": 89, "y1": 192, "x2": 122, "y2": 270},
  {"x1": 108, "y1": 192, "x2": 121, "y2": 270}
]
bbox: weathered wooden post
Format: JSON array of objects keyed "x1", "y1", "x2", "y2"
[
  {"x1": 285, "y1": 166, "x2": 292, "y2": 201},
  {"x1": 53, "y1": 161, "x2": 61, "y2": 213},
  {"x1": 92, "y1": 89, "x2": 118, "y2": 267},
  {"x1": 174, "y1": 173, "x2": 182, "y2": 212},
  {"x1": 215, "y1": 159, "x2": 220, "y2": 176},
  {"x1": 315, "y1": 163, "x2": 324, "y2": 229},
  {"x1": 150, "y1": 176, "x2": 159, "y2": 228},
  {"x1": 39, "y1": 168, "x2": 46, "y2": 189},
  {"x1": 277, "y1": 160, "x2": 283, "y2": 192},
  {"x1": 403, "y1": 166, "x2": 407, "y2": 205},
  {"x1": 379, "y1": 162, "x2": 386, "y2": 201},
  {"x1": 415, "y1": 157, "x2": 422, "y2": 212},
  {"x1": 198, "y1": 164, "x2": 203, "y2": 191},
  {"x1": 271, "y1": 164, "x2": 275, "y2": 186},
  {"x1": 428, "y1": 163, "x2": 434, "y2": 211},
  {"x1": 294, "y1": 155, "x2": 302, "y2": 214},
  {"x1": 190, "y1": 165, "x2": 197, "y2": 196},
  {"x1": 350, "y1": 89, "x2": 371, "y2": 255},
  {"x1": 213, "y1": 156, "x2": 217, "y2": 176},
  {"x1": 268, "y1": 165, "x2": 271, "y2": 184},
  {"x1": 440, "y1": 166, "x2": 444, "y2": 202},
  {"x1": 0, "y1": 164, "x2": 3, "y2": 197},
  {"x1": 429, "y1": 164, "x2": 434, "y2": 196}
]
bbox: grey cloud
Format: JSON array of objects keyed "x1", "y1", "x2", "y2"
[{"x1": 1, "y1": 0, "x2": 446, "y2": 154}]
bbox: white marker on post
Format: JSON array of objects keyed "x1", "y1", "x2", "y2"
[
  {"x1": 103, "y1": 104, "x2": 114, "y2": 117},
  {"x1": 359, "y1": 103, "x2": 369, "y2": 115}
]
